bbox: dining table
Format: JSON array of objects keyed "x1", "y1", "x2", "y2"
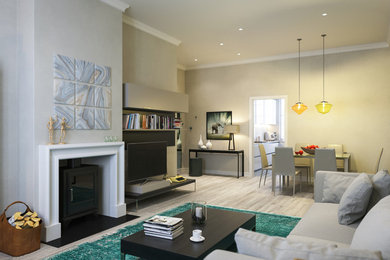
[{"x1": 293, "y1": 152, "x2": 351, "y2": 172}]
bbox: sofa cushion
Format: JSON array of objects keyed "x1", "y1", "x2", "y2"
[
  {"x1": 288, "y1": 203, "x2": 358, "y2": 245},
  {"x1": 351, "y1": 195, "x2": 390, "y2": 260},
  {"x1": 204, "y1": 249, "x2": 262, "y2": 260},
  {"x1": 322, "y1": 173, "x2": 356, "y2": 203},
  {"x1": 368, "y1": 170, "x2": 390, "y2": 210},
  {"x1": 338, "y1": 173, "x2": 373, "y2": 225},
  {"x1": 235, "y1": 228, "x2": 382, "y2": 260},
  {"x1": 287, "y1": 235, "x2": 350, "y2": 248}
]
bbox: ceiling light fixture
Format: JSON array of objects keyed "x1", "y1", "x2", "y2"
[
  {"x1": 238, "y1": 28, "x2": 244, "y2": 31},
  {"x1": 322, "y1": 13, "x2": 328, "y2": 16},
  {"x1": 237, "y1": 53, "x2": 241, "y2": 56},
  {"x1": 194, "y1": 58, "x2": 198, "y2": 62},
  {"x1": 315, "y1": 34, "x2": 332, "y2": 114},
  {"x1": 219, "y1": 42, "x2": 224, "y2": 46},
  {"x1": 292, "y1": 38, "x2": 307, "y2": 115}
]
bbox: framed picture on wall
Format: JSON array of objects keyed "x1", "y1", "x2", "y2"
[{"x1": 206, "y1": 111, "x2": 232, "y2": 140}]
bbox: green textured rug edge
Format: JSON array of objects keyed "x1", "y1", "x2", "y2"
[{"x1": 48, "y1": 203, "x2": 300, "y2": 260}]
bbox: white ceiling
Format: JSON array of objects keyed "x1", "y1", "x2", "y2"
[{"x1": 125, "y1": 0, "x2": 390, "y2": 69}]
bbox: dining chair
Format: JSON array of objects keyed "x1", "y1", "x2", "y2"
[
  {"x1": 374, "y1": 147, "x2": 384, "y2": 173},
  {"x1": 272, "y1": 147, "x2": 302, "y2": 196},
  {"x1": 258, "y1": 144, "x2": 272, "y2": 187},
  {"x1": 313, "y1": 148, "x2": 337, "y2": 178},
  {"x1": 294, "y1": 143, "x2": 313, "y2": 183},
  {"x1": 327, "y1": 144, "x2": 344, "y2": 171}
]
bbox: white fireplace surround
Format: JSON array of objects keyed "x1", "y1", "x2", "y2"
[{"x1": 38, "y1": 142, "x2": 126, "y2": 242}]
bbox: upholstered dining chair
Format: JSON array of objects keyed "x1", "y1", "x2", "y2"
[
  {"x1": 374, "y1": 147, "x2": 384, "y2": 173},
  {"x1": 258, "y1": 144, "x2": 272, "y2": 187},
  {"x1": 313, "y1": 148, "x2": 337, "y2": 178},
  {"x1": 294, "y1": 143, "x2": 313, "y2": 183},
  {"x1": 327, "y1": 144, "x2": 344, "y2": 171},
  {"x1": 272, "y1": 147, "x2": 302, "y2": 196}
]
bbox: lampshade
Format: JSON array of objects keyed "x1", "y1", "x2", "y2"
[
  {"x1": 316, "y1": 34, "x2": 332, "y2": 114},
  {"x1": 315, "y1": 101, "x2": 332, "y2": 114},
  {"x1": 292, "y1": 38, "x2": 307, "y2": 115},
  {"x1": 292, "y1": 102, "x2": 307, "y2": 115},
  {"x1": 224, "y1": 125, "x2": 240, "y2": 134}
]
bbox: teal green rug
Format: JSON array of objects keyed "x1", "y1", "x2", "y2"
[{"x1": 48, "y1": 203, "x2": 300, "y2": 260}]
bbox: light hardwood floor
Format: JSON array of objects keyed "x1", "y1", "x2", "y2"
[{"x1": 0, "y1": 172, "x2": 314, "y2": 260}]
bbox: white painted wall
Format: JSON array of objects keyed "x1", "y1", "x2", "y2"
[
  {"x1": 185, "y1": 47, "x2": 390, "y2": 175},
  {"x1": 0, "y1": 0, "x2": 123, "y2": 211},
  {"x1": 0, "y1": 0, "x2": 20, "y2": 210},
  {"x1": 123, "y1": 21, "x2": 178, "y2": 92}
]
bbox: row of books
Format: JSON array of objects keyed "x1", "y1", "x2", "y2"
[
  {"x1": 143, "y1": 215, "x2": 184, "y2": 240},
  {"x1": 123, "y1": 113, "x2": 175, "y2": 130}
]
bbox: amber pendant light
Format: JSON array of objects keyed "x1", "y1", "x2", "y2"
[
  {"x1": 292, "y1": 38, "x2": 307, "y2": 115},
  {"x1": 316, "y1": 34, "x2": 332, "y2": 114}
]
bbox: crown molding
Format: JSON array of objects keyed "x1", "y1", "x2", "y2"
[
  {"x1": 186, "y1": 42, "x2": 389, "y2": 71},
  {"x1": 122, "y1": 15, "x2": 181, "y2": 46},
  {"x1": 177, "y1": 64, "x2": 186, "y2": 70},
  {"x1": 100, "y1": 0, "x2": 129, "y2": 12}
]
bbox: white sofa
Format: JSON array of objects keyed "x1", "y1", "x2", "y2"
[{"x1": 205, "y1": 170, "x2": 390, "y2": 260}]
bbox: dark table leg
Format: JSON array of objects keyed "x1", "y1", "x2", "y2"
[
  {"x1": 237, "y1": 153, "x2": 239, "y2": 178},
  {"x1": 241, "y1": 151, "x2": 244, "y2": 177}
]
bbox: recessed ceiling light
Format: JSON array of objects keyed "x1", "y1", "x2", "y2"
[
  {"x1": 237, "y1": 53, "x2": 241, "y2": 56},
  {"x1": 238, "y1": 27, "x2": 244, "y2": 31},
  {"x1": 194, "y1": 58, "x2": 198, "y2": 62},
  {"x1": 219, "y1": 42, "x2": 224, "y2": 46},
  {"x1": 322, "y1": 12, "x2": 328, "y2": 16}
]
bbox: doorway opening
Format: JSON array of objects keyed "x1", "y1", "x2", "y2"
[{"x1": 249, "y1": 96, "x2": 287, "y2": 177}]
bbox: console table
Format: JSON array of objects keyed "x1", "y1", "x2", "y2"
[{"x1": 189, "y1": 149, "x2": 244, "y2": 178}]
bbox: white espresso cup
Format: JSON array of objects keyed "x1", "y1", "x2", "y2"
[{"x1": 192, "y1": 229, "x2": 202, "y2": 239}]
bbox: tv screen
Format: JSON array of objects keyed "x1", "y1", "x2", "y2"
[{"x1": 126, "y1": 141, "x2": 167, "y2": 182}]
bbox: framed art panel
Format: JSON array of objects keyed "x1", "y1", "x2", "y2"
[{"x1": 206, "y1": 111, "x2": 232, "y2": 140}]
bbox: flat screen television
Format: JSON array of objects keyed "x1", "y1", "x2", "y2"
[{"x1": 126, "y1": 141, "x2": 167, "y2": 182}]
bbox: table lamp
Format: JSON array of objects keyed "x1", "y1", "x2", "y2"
[{"x1": 224, "y1": 125, "x2": 240, "y2": 150}]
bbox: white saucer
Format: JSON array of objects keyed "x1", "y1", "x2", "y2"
[{"x1": 190, "y1": 236, "x2": 205, "y2": 242}]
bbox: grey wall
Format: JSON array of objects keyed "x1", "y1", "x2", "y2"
[{"x1": 0, "y1": 0, "x2": 123, "y2": 211}]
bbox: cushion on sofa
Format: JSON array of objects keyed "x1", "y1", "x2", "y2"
[
  {"x1": 235, "y1": 228, "x2": 382, "y2": 260},
  {"x1": 322, "y1": 173, "x2": 356, "y2": 203},
  {"x1": 204, "y1": 249, "x2": 262, "y2": 260},
  {"x1": 351, "y1": 195, "x2": 390, "y2": 260},
  {"x1": 367, "y1": 170, "x2": 390, "y2": 210},
  {"x1": 288, "y1": 203, "x2": 359, "y2": 245},
  {"x1": 338, "y1": 173, "x2": 373, "y2": 225}
]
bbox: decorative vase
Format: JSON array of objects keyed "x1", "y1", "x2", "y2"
[
  {"x1": 198, "y1": 135, "x2": 204, "y2": 148},
  {"x1": 206, "y1": 140, "x2": 212, "y2": 149}
]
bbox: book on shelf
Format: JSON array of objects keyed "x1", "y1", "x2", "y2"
[{"x1": 123, "y1": 113, "x2": 175, "y2": 130}]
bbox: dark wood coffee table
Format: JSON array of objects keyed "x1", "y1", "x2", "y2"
[{"x1": 121, "y1": 207, "x2": 256, "y2": 260}]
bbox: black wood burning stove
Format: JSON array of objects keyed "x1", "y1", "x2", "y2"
[{"x1": 59, "y1": 159, "x2": 99, "y2": 226}]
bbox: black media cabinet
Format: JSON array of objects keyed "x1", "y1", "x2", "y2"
[{"x1": 125, "y1": 179, "x2": 196, "y2": 210}]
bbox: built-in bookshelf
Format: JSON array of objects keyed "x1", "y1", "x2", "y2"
[{"x1": 123, "y1": 108, "x2": 177, "y2": 131}]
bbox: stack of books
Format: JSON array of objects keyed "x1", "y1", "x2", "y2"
[{"x1": 143, "y1": 215, "x2": 184, "y2": 240}]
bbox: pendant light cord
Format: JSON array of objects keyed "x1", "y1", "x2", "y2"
[
  {"x1": 298, "y1": 38, "x2": 302, "y2": 102},
  {"x1": 322, "y1": 34, "x2": 326, "y2": 101}
]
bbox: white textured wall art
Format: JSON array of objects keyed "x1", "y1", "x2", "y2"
[{"x1": 53, "y1": 54, "x2": 112, "y2": 130}]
